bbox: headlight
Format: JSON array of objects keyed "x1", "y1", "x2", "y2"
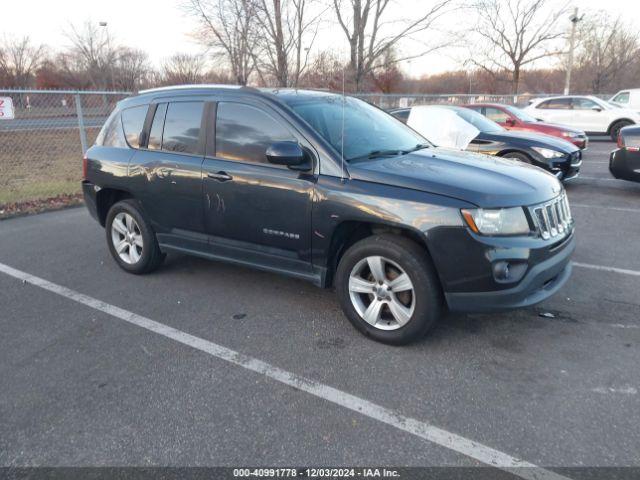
[
  {"x1": 461, "y1": 207, "x2": 531, "y2": 236},
  {"x1": 532, "y1": 146, "x2": 565, "y2": 158}
]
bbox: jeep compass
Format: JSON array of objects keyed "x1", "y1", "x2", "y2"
[{"x1": 82, "y1": 86, "x2": 575, "y2": 345}]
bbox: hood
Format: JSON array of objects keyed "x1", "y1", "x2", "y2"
[
  {"x1": 483, "y1": 129, "x2": 579, "y2": 152},
  {"x1": 349, "y1": 148, "x2": 563, "y2": 208}
]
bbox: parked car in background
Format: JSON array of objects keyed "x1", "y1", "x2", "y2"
[
  {"x1": 524, "y1": 95, "x2": 640, "y2": 141},
  {"x1": 609, "y1": 89, "x2": 640, "y2": 112},
  {"x1": 465, "y1": 103, "x2": 588, "y2": 149},
  {"x1": 390, "y1": 105, "x2": 582, "y2": 181},
  {"x1": 610, "y1": 125, "x2": 640, "y2": 183},
  {"x1": 82, "y1": 86, "x2": 575, "y2": 345}
]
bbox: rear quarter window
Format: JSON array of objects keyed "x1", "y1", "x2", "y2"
[
  {"x1": 97, "y1": 111, "x2": 126, "y2": 148},
  {"x1": 121, "y1": 105, "x2": 149, "y2": 148}
]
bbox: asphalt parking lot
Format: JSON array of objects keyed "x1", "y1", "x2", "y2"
[{"x1": 1, "y1": 140, "x2": 639, "y2": 477}]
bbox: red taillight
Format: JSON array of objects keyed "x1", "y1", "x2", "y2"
[
  {"x1": 617, "y1": 133, "x2": 624, "y2": 149},
  {"x1": 82, "y1": 154, "x2": 88, "y2": 180}
]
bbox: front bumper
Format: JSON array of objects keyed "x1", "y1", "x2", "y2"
[
  {"x1": 551, "y1": 151, "x2": 581, "y2": 181},
  {"x1": 444, "y1": 232, "x2": 575, "y2": 313}
]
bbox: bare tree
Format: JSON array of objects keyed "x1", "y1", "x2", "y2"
[
  {"x1": 185, "y1": 0, "x2": 257, "y2": 85},
  {"x1": 64, "y1": 21, "x2": 120, "y2": 89},
  {"x1": 114, "y1": 48, "x2": 152, "y2": 91},
  {"x1": 576, "y1": 13, "x2": 639, "y2": 94},
  {"x1": 159, "y1": 53, "x2": 206, "y2": 84},
  {"x1": 253, "y1": 0, "x2": 322, "y2": 87},
  {"x1": 331, "y1": 0, "x2": 452, "y2": 90},
  {"x1": 0, "y1": 36, "x2": 46, "y2": 88},
  {"x1": 471, "y1": 0, "x2": 568, "y2": 94}
]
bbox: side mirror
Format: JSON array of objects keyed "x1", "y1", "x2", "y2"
[
  {"x1": 505, "y1": 118, "x2": 517, "y2": 127},
  {"x1": 266, "y1": 141, "x2": 310, "y2": 170},
  {"x1": 591, "y1": 106, "x2": 602, "y2": 112}
]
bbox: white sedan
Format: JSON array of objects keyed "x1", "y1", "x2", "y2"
[{"x1": 523, "y1": 95, "x2": 640, "y2": 141}]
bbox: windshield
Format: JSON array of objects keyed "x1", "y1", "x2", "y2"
[
  {"x1": 283, "y1": 95, "x2": 428, "y2": 161},
  {"x1": 504, "y1": 105, "x2": 538, "y2": 122},
  {"x1": 451, "y1": 107, "x2": 504, "y2": 133}
]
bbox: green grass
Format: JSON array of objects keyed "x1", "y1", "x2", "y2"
[{"x1": 0, "y1": 127, "x2": 98, "y2": 207}]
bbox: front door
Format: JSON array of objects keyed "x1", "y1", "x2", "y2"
[
  {"x1": 202, "y1": 101, "x2": 316, "y2": 273},
  {"x1": 571, "y1": 97, "x2": 605, "y2": 133}
]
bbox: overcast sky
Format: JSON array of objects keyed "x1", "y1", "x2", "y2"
[{"x1": 3, "y1": 0, "x2": 639, "y2": 78}]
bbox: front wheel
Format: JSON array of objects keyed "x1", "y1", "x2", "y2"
[
  {"x1": 105, "y1": 199, "x2": 164, "y2": 274},
  {"x1": 335, "y1": 234, "x2": 442, "y2": 345}
]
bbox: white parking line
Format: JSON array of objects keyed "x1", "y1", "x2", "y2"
[
  {"x1": 0, "y1": 261, "x2": 569, "y2": 480},
  {"x1": 574, "y1": 262, "x2": 640, "y2": 277},
  {"x1": 576, "y1": 176, "x2": 620, "y2": 182},
  {"x1": 571, "y1": 204, "x2": 640, "y2": 213}
]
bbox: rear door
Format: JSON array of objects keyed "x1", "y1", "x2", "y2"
[
  {"x1": 533, "y1": 98, "x2": 573, "y2": 125},
  {"x1": 129, "y1": 100, "x2": 206, "y2": 233},
  {"x1": 202, "y1": 100, "x2": 316, "y2": 274}
]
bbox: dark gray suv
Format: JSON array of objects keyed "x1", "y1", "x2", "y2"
[{"x1": 82, "y1": 86, "x2": 575, "y2": 345}]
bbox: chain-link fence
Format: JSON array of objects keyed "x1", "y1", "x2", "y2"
[{"x1": 0, "y1": 89, "x2": 129, "y2": 215}]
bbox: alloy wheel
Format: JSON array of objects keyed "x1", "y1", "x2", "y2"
[
  {"x1": 348, "y1": 256, "x2": 416, "y2": 331},
  {"x1": 111, "y1": 212, "x2": 144, "y2": 265}
]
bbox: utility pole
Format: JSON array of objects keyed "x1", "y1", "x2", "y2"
[{"x1": 564, "y1": 7, "x2": 582, "y2": 95}]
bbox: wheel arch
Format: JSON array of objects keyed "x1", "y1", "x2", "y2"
[
  {"x1": 96, "y1": 188, "x2": 134, "y2": 227},
  {"x1": 607, "y1": 118, "x2": 634, "y2": 134},
  {"x1": 324, "y1": 220, "x2": 439, "y2": 288},
  {"x1": 496, "y1": 148, "x2": 533, "y2": 160}
]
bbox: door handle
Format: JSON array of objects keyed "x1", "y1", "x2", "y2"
[{"x1": 207, "y1": 171, "x2": 233, "y2": 182}]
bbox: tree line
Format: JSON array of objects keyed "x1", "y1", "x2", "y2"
[{"x1": 0, "y1": 0, "x2": 638, "y2": 95}]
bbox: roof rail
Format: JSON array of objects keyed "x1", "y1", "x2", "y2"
[{"x1": 137, "y1": 84, "x2": 244, "y2": 94}]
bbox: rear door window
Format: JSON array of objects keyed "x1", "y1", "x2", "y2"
[
  {"x1": 161, "y1": 102, "x2": 204, "y2": 154},
  {"x1": 121, "y1": 105, "x2": 148, "y2": 148},
  {"x1": 538, "y1": 98, "x2": 571, "y2": 110}
]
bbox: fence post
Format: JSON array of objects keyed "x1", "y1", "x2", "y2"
[{"x1": 74, "y1": 93, "x2": 88, "y2": 154}]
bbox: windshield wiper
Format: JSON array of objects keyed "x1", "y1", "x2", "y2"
[
  {"x1": 404, "y1": 143, "x2": 431, "y2": 153},
  {"x1": 348, "y1": 149, "x2": 405, "y2": 161},
  {"x1": 348, "y1": 144, "x2": 431, "y2": 162}
]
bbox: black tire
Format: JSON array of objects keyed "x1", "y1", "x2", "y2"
[
  {"x1": 335, "y1": 234, "x2": 442, "y2": 345},
  {"x1": 610, "y1": 120, "x2": 632, "y2": 142},
  {"x1": 501, "y1": 151, "x2": 532, "y2": 164},
  {"x1": 105, "y1": 199, "x2": 164, "y2": 274}
]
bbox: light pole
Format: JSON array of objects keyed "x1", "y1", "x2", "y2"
[
  {"x1": 99, "y1": 21, "x2": 116, "y2": 91},
  {"x1": 564, "y1": 7, "x2": 583, "y2": 95}
]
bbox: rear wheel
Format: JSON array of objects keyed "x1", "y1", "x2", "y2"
[
  {"x1": 335, "y1": 234, "x2": 442, "y2": 345},
  {"x1": 610, "y1": 120, "x2": 632, "y2": 142},
  {"x1": 105, "y1": 199, "x2": 164, "y2": 274}
]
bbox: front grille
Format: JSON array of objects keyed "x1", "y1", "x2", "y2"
[{"x1": 530, "y1": 194, "x2": 573, "y2": 240}]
